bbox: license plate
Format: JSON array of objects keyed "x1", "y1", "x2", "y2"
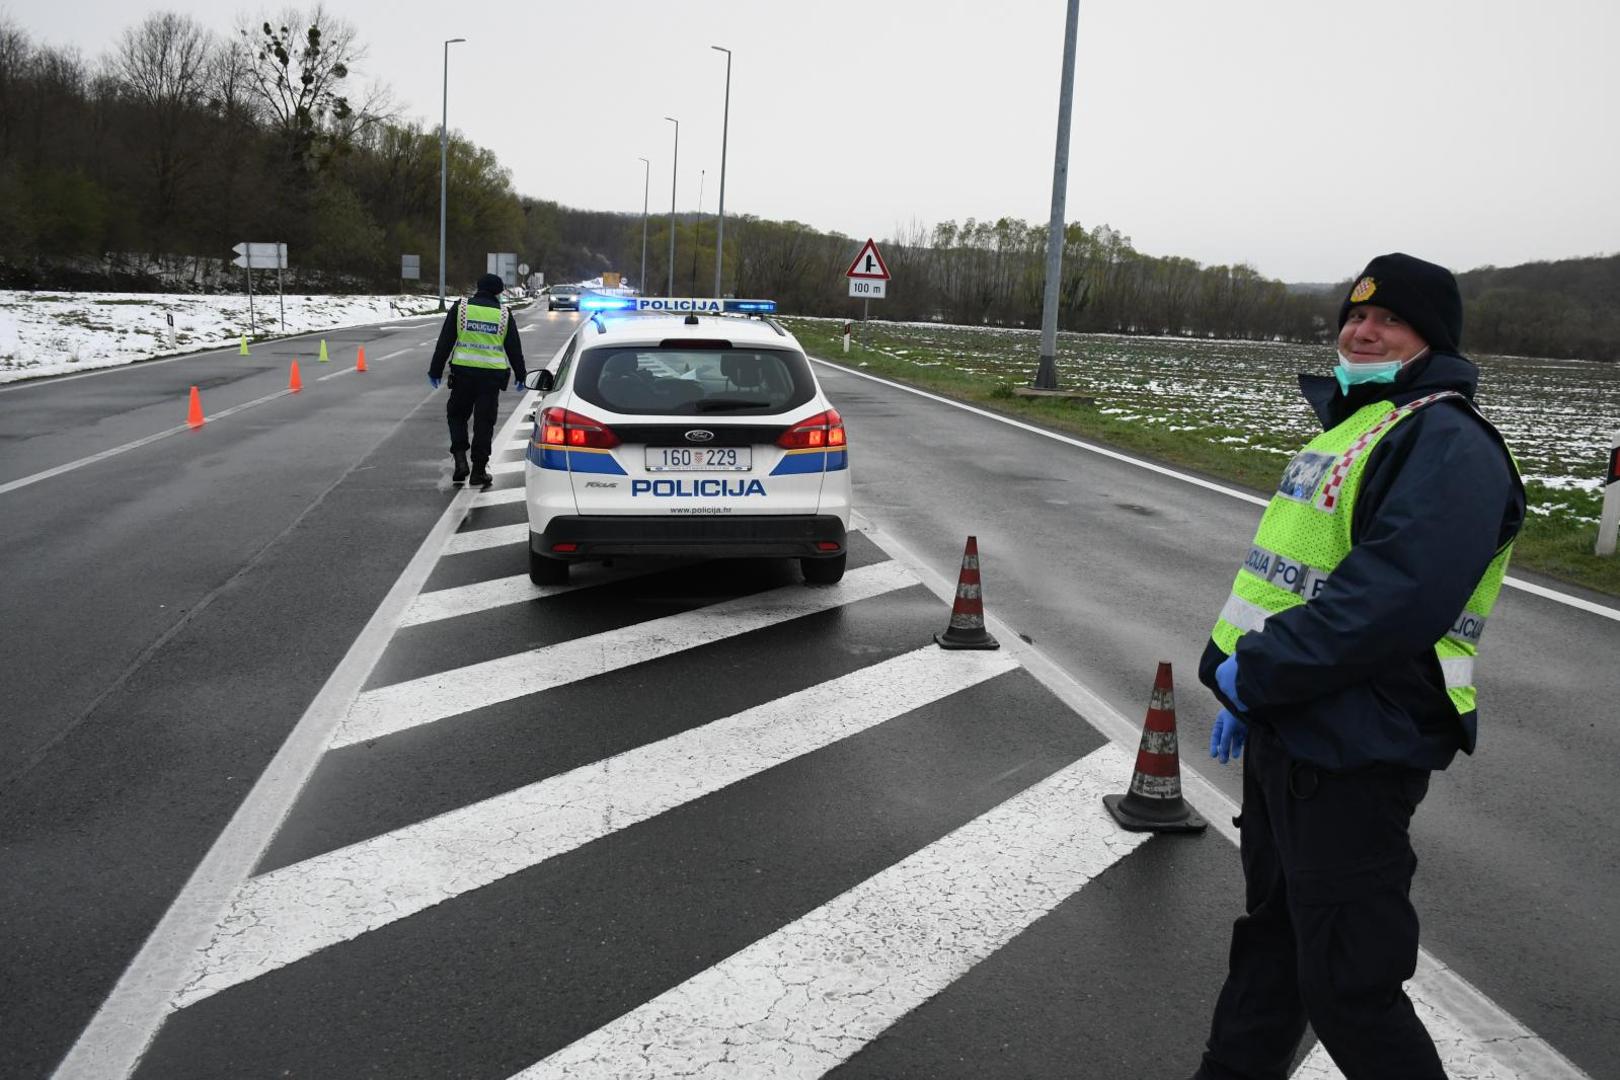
[{"x1": 644, "y1": 446, "x2": 752, "y2": 472}]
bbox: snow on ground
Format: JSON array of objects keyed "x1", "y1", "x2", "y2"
[{"x1": 0, "y1": 291, "x2": 448, "y2": 384}]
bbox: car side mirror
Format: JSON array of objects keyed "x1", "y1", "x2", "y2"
[{"x1": 526, "y1": 370, "x2": 555, "y2": 392}]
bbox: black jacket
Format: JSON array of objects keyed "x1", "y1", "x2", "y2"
[
  {"x1": 1199, "y1": 352, "x2": 1525, "y2": 772},
  {"x1": 428, "y1": 291, "x2": 526, "y2": 385}
]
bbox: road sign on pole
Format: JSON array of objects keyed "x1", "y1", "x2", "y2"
[
  {"x1": 848, "y1": 278, "x2": 886, "y2": 299},
  {"x1": 231, "y1": 242, "x2": 287, "y2": 269},
  {"x1": 486, "y1": 252, "x2": 518, "y2": 287},
  {"x1": 844, "y1": 238, "x2": 891, "y2": 280},
  {"x1": 401, "y1": 254, "x2": 421, "y2": 280}
]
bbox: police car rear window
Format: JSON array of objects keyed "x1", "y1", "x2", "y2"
[{"x1": 573, "y1": 347, "x2": 814, "y2": 416}]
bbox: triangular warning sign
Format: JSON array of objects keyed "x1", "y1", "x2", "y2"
[{"x1": 845, "y1": 238, "x2": 891, "y2": 280}]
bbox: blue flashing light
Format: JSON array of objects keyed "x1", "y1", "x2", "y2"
[
  {"x1": 722, "y1": 299, "x2": 777, "y2": 314},
  {"x1": 579, "y1": 294, "x2": 635, "y2": 311}
]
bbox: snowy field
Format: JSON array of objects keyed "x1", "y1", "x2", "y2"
[
  {"x1": 786, "y1": 316, "x2": 1620, "y2": 519},
  {"x1": 0, "y1": 291, "x2": 447, "y2": 384}
]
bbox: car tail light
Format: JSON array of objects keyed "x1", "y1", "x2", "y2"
[
  {"x1": 777, "y1": 409, "x2": 846, "y2": 450},
  {"x1": 540, "y1": 406, "x2": 620, "y2": 449},
  {"x1": 815, "y1": 541, "x2": 842, "y2": 552}
]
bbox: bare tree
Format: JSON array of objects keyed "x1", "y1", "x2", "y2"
[{"x1": 238, "y1": 4, "x2": 379, "y2": 168}]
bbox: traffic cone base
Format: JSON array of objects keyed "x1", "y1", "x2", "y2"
[
  {"x1": 289, "y1": 361, "x2": 303, "y2": 392},
  {"x1": 186, "y1": 386, "x2": 205, "y2": 428},
  {"x1": 356, "y1": 346, "x2": 367, "y2": 372},
  {"x1": 1103, "y1": 661, "x2": 1207, "y2": 833},
  {"x1": 936, "y1": 536, "x2": 998, "y2": 650}
]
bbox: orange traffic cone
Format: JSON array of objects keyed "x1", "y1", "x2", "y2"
[
  {"x1": 288, "y1": 360, "x2": 303, "y2": 393},
  {"x1": 356, "y1": 346, "x2": 367, "y2": 373},
  {"x1": 186, "y1": 385, "x2": 205, "y2": 428},
  {"x1": 1103, "y1": 662, "x2": 1207, "y2": 833},
  {"x1": 935, "y1": 536, "x2": 999, "y2": 650}
]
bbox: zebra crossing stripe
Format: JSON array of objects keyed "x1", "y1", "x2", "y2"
[
  {"x1": 513, "y1": 742, "x2": 1143, "y2": 1080},
  {"x1": 471, "y1": 485, "x2": 526, "y2": 507},
  {"x1": 490, "y1": 459, "x2": 524, "y2": 476},
  {"x1": 171, "y1": 646, "x2": 1019, "y2": 1009},
  {"x1": 331, "y1": 559, "x2": 918, "y2": 749},
  {"x1": 397, "y1": 573, "x2": 554, "y2": 627},
  {"x1": 441, "y1": 523, "x2": 527, "y2": 555}
]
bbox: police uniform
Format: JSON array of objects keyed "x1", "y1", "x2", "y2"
[
  {"x1": 428, "y1": 274, "x2": 526, "y2": 483},
  {"x1": 1193, "y1": 255, "x2": 1525, "y2": 1079}
]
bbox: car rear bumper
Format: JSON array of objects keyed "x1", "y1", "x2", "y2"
[{"x1": 534, "y1": 515, "x2": 846, "y2": 559}]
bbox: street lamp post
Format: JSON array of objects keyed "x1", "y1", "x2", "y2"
[
  {"x1": 1033, "y1": 0, "x2": 1079, "y2": 390},
  {"x1": 438, "y1": 37, "x2": 466, "y2": 312},
  {"x1": 637, "y1": 157, "x2": 650, "y2": 294},
  {"x1": 664, "y1": 116, "x2": 679, "y2": 297},
  {"x1": 691, "y1": 169, "x2": 705, "y2": 295},
  {"x1": 711, "y1": 45, "x2": 731, "y2": 297}
]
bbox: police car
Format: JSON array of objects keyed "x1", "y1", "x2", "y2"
[{"x1": 520, "y1": 297, "x2": 851, "y2": 586}]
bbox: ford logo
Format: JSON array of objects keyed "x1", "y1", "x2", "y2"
[{"x1": 684, "y1": 429, "x2": 715, "y2": 443}]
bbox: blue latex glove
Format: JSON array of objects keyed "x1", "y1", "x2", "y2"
[
  {"x1": 1210, "y1": 708, "x2": 1248, "y2": 764},
  {"x1": 1216, "y1": 653, "x2": 1248, "y2": 713},
  {"x1": 428, "y1": 376, "x2": 441, "y2": 389}
]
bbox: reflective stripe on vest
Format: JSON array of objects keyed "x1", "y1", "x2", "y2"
[
  {"x1": 452, "y1": 302, "x2": 511, "y2": 370},
  {"x1": 1210, "y1": 390, "x2": 1519, "y2": 717}
]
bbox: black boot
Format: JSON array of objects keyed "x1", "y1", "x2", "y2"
[
  {"x1": 451, "y1": 451, "x2": 469, "y2": 484},
  {"x1": 469, "y1": 462, "x2": 492, "y2": 487}
]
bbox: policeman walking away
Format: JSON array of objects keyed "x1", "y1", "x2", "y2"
[
  {"x1": 1190, "y1": 253, "x2": 1525, "y2": 1079},
  {"x1": 428, "y1": 272, "x2": 527, "y2": 486}
]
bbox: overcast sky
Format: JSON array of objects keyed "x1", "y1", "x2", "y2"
[{"x1": 13, "y1": 0, "x2": 1619, "y2": 282}]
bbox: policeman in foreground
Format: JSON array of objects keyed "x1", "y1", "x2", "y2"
[
  {"x1": 428, "y1": 273, "x2": 526, "y2": 486},
  {"x1": 1191, "y1": 253, "x2": 1525, "y2": 1079}
]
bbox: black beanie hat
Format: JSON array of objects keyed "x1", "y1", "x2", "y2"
[
  {"x1": 476, "y1": 273, "x2": 506, "y2": 295},
  {"x1": 1337, "y1": 252, "x2": 1462, "y2": 355}
]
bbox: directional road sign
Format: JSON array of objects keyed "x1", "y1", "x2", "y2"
[
  {"x1": 401, "y1": 254, "x2": 421, "y2": 280},
  {"x1": 232, "y1": 242, "x2": 287, "y2": 270}
]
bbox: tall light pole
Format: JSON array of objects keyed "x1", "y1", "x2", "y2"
[
  {"x1": 1033, "y1": 0, "x2": 1078, "y2": 390},
  {"x1": 663, "y1": 116, "x2": 679, "y2": 297},
  {"x1": 637, "y1": 157, "x2": 650, "y2": 294},
  {"x1": 691, "y1": 169, "x2": 705, "y2": 295},
  {"x1": 711, "y1": 45, "x2": 731, "y2": 298},
  {"x1": 438, "y1": 37, "x2": 466, "y2": 312}
]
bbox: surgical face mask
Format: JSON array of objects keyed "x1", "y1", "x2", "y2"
[{"x1": 1333, "y1": 347, "x2": 1428, "y2": 395}]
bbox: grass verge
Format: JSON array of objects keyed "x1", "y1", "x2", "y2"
[{"x1": 786, "y1": 318, "x2": 1620, "y2": 599}]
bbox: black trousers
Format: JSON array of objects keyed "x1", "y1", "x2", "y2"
[
  {"x1": 445, "y1": 368, "x2": 505, "y2": 466},
  {"x1": 1197, "y1": 722, "x2": 1441, "y2": 1080}
]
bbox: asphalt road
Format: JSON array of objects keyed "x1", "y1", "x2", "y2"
[{"x1": 1, "y1": 311, "x2": 1613, "y2": 1078}]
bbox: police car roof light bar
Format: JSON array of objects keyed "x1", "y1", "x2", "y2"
[{"x1": 578, "y1": 296, "x2": 777, "y2": 316}]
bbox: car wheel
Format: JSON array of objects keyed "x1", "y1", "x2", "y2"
[
  {"x1": 529, "y1": 549, "x2": 569, "y2": 585},
  {"x1": 800, "y1": 553, "x2": 846, "y2": 585}
]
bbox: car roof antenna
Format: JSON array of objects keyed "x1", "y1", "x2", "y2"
[{"x1": 684, "y1": 313, "x2": 700, "y2": 325}]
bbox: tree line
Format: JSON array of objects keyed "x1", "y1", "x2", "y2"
[{"x1": 3, "y1": 9, "x2": 1613, "y2": 361}]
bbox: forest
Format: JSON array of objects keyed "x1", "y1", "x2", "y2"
[{"x1": 3, "y1": 9, "x2": 1614, "y2": 360}]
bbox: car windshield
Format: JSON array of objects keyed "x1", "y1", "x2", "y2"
[
  {"x1": 574, "y1": 346, "x2": 815, "y2": 416},
  {"x1": 552, "y1": 286, "x2": 579, "y2": 294}
]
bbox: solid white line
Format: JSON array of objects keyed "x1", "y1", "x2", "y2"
[
  {"x1": 489, "y1": 459, "x2": 524, "y2": 476},
  {"x1": 516, "y1": 743, "x2": 1143, "y2": 1080},
  {"x1": 470, "y1": 485, "x2": 526, "y2": 507},
  {"x1": 49, "y1": 390, "x2": 539, "y2": 1080},
  {"x1": 853, "y1": 514, "x2": 1594, "y2": 1080},
  {"x1": 331, "y1": 559, "x2": 918, "y2": 748},
  {"x1": 172, "y1": 646, "x2": 1019, "y2": 1008},
  {"x1": 812, "y1": 357, "x2": 1620, "y2": 622},
  {"x1": 442, "y1": 522, "x2": 528, "y2": 555},
  {"x1": 313, "y1": 345, "x2": 413, "y2": 382}
]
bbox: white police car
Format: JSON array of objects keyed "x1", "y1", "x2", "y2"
[{"x1": 520, "y1": 297, "x2": 851, "y2": 585}]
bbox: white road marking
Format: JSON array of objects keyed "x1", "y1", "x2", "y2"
[
  {"x1": 1289, "y1": 952, "x2": 1590, "y2": 1079},
  {"x1": 332, "y1": 559, "x2": 918, "y2": 749},
  {"x1": 313, "y1": 345, "x2": 413, "y2": 382},
  {"x1": 173, "y1": 646, "x2": 1019, "y2": 1009},
  {"x1": 854, "y1": 516, "x2": 1594, "y2": 1080},
  {"x1": 442, "y1": 523, "x2": 528, "y2": 555},
  {"x1": 516, "y1": 743, "x2": 1143, "y2": 1080},
  {"x1": 490, "y1": 459, "x2": 524, "y2": 475},
  {"x1": 396, "y1": 574, "x2": 551, "y2": 626},
  {"x1": 814, "y1": 358, "x2": 1620, "y2": 623},
  {"x1": 470, "y1": 485, "x2": 526, "y2": 507},
  {"x1": 49, "y1": 398, "x2": 540, "y2": 1080}
]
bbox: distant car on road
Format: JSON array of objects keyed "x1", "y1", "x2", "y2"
[
  {"x1": 520, "y1": 296, "x2": 851, "y2": 586},
  {"x1": 545, "y1": 285, "x2": 583, "y2": 311}
]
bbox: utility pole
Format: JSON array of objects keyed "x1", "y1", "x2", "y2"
[
  {"x1": 711, "y1": 45, "x2": 732, "y2": 297},
  {"x1": 1033, "y1": 0, "x2": 1079, "y2": 390},
  {"x1": 637, "y1": 157, "x2": 650, "y2": 293},
  {"x1": 664, "y1": 116, "x2": 679, "y2": 297},
  {"x1": 438, "y1": 37, "x2": 466, "y2": 312}
]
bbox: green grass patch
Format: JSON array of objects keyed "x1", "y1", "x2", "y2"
[{"x1": 787, "y1": 317, "x2": 1620, "y2": 598}]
